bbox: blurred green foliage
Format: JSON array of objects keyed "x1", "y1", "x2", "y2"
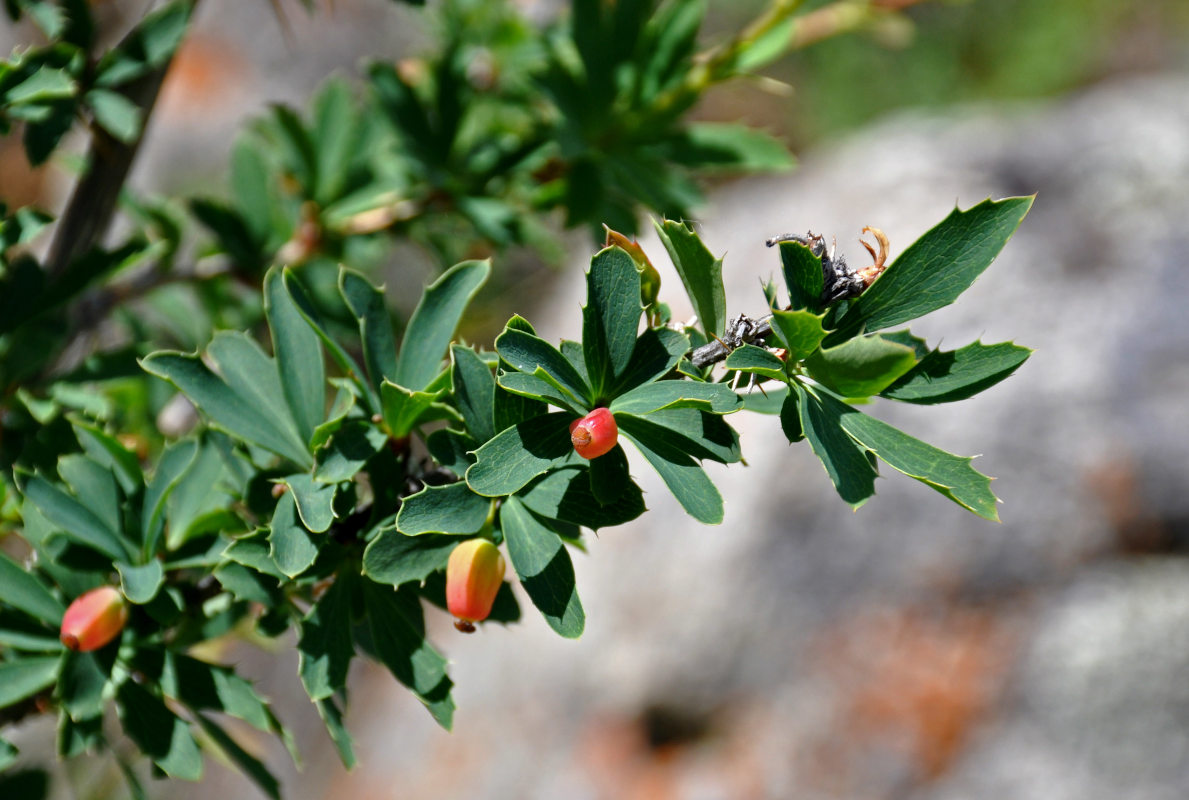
[{"x1": 711, "y1": 0, "x2": 1189, "y2": 143}]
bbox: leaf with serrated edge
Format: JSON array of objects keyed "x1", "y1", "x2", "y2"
[
  {"x1": 794, "y1": 382, "x2": 877, "y2": 509},
  {"x1": 619, "y1": 427, "x2": 723, "y2": 524},
  {"x1": 610, "y1": 379, "x2": 740, "y2": 415},
  {"x1": 654, "y1": 219, "x2": 726, "y2": 337},
  {"x1": 725, "y1": 344, "x2": 786, "y2": 379},
  {"x1": 810, "y1": 385, "x2": 1000, "y2": 520},
  {"x1": 882, "y1": 340, "x2": 1031, "y2": 404},
  {"x1": 395, "y1": 260, "x2": 490, "y2": 391},
  {"x1": 804, "y1": 334, "x2": 919, "y2": 399},
  {"x1": 265, "y1": 267, "x2": 325, "y2": 446},
  {"x1": 396, "y1": 482, "x2": 490, "y2": 536},
  {"x1": 466, "y1": 413, "x2": 576, "y2": 497},
  {"x1": 496, "y1": 328, "x2": 591, "y2": 405},
  {"x1": 827, "y1": 196, "x2": 1034, "y2": 345},
  {"x1": 363, "y1": 530, "x2": 457, "y2": 587},
  {"x1": 768, "y1": 309, "x2": 827, "y2": 361},
  {"x1": 298, "y1": 574, "x2": 355, "y2": 700},
  {"x1": 500, "y1": 497, "x2": 584, "y2": 638},
  {"x1": 0, "y1": 551, "x2": 65, "y2": 623},
  {"x1": 582, "y1": 246, "x2": 642, "y2": 396}
]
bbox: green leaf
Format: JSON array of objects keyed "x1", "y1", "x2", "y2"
[
  {"x1": 609, "y1": 380, "x2": 740, "y2": 415},
  {"x1": 283, "y1": 473, "x2": 336, "y2": 533},
  {"x1": 669, "y1": 123, "x2": 793, "y2": 172},
  {"x1": 611, "y1": 327, "x2": 689, "y2": 394},
  {"x1": 380, "y1": 381, "x2": 452, "y2": 438},
  {"x1": 882, "y1": 340, "x2": 1032, "y2": 404},
  {"x1": 740, "y1": 382, "x2": 788, "y2": 414},
  {"x1": 229, "y1": 137, "x2": 276, "y2": 244},
  {"x1": 312, "y1": 77, "x2": 358, "y2": 205},
  {"x1": 363, "y1": 530, "x2": 457, "y2": 587},
  {"x1": 70, "y1": 419, "x2": 142, "y2": 496},
  {"x1": 395, "y1": 260, "x2": 490, "y2": 391},
  {"x1": 500, "y1": 497, "x2": 584, "y2": 638},
  {"x1": 56, "y1": 455, "x2": 121, "y2": 540},
  {"x1": 734, "y1": 16, "x2": 794, "y2": 72},
  {"x1": 654, "y1": 219, "x2": 726, "y2": 337},
  {"x1": 85, "y1": 89, "x2": 141, "y2": 143},
  {"x1": 520, "y1": 467, "x2": 645, "y2": 530},
  {"x1": 450, "y1": 345, "x2": 496, "y2": 444},
  {"x1": 779, "y1": 387, "x2": 803, "y2": 442},
  {"x1": 282, "y1": 268, "x2": 379, "y2": 412},
  {"x1": 116, "y1": 680, "x2": 203, "y2": 781},
  {"x1": 425, "y1": 429, "x2": 477, "y2": 476},
  {"x1": 96, "y1": 1, "x2": 190, "y2": 86},
  {"x1": 396, "y1": 482, "x2": 490, "y2": 536},
  {"x1": 188, "y1": 199, "x2": 263, "y2": 270},
  {"x1": 0, "y1": 551, "x2": 65, "y2": 623},
  {"x1": 619, "y1": 427, "x2": 723, "y2": 524},
  {"x1": 4, "y1": 65, "x2": 76, "y2": 105},
  {"x1": 314, "y1": 420, "x2": 388, "y2": 483},
  {"x1": 268, "y1": 493, "x2": 319, "y2": 579},
  {"x1": 768, "y1": 309, "x2": 827, "y2": 361},
  {"x1": 141, "y1": 341, "x2": 312, "y2": 467},
  {"x1": 223, "y1": 530, "x2": 286, "y2": 582},
  {"x1": 268, "y1": 104, "x2": 318, "y2": 196},
  {"x1": 624, "y1": 409, "x2": 741, "y2": 464},
  {"x1": 361, "y1": 581, "x2": 452, "y2": 725},
  {"x1": 466, "y1": 413, "x2": 576, "y2": 497},
  {"x1": 168, "y1": 654, "x2": 274, "y2": 732},
  {"x1": 215, "y1": 562, "x2": 278, "y2": 605},
  {"x1": 812, "y1": 386, "x2": 1001, "y2": 520},
  {"x1": 497, "y1": 371, "x2": 586, "y2": 415},
  {"x1": 588, "y1": 443, "x2": 631, "y2": 505},
  {"x1": 298, "y1": 573, "x2": 355, "y2": 700},
  {"x1": 340, "y1": 268, "x2": 399, "y2": 395},
  {"x1": 193, "y1": 714, "x2": 280, "y2": 800},
  {"x1": 117, "y1": 560, "x2": 164, "y2": 604},
  {"x1": 804, "y1": 334, "x2": 919, "y2": 398},
  {"x1": 827, "y1": 196, "x2": 1035, "y2": 344},
  {"x1": 57, "y1": 651, "x2": 108, "y2": 722},
  {"x1": 0, "y1": 610, "x2": 63, "y2": 652},
  {"x1": 0, "y1": 656, "x2": 61, "y2": 707},
  {"x1": 582, "y1": 246, "x2": 642, "y2": 397},
  {"x1": 794, "y1": 382, "x2": 877, "y2": 508},
  {"x1": 265, "y1": 268, "x2": 325, "y2": 446},
  {"x1": 777, "y1": 240, "x2": 824, "y2": 312},
  {"x1": 0, "y1": 736, "x2": 17, "y2": 772},
  {"x1": 17, "y1": 471, "x2": 131, "y2": 561},
  {"x1": 315, "y1": 697, "x2": 355, "y2": 769},
  {"x1": 141, "y1": 440, "x2": 198, "y2": 558},
  {"x1": 495, "y1": 328, "x2": 591, "y2": 406},
  {"x1": 724, "y1": 344, "x2": 786, "y2": 379}
]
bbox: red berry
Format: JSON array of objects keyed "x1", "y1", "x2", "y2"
[
  {"x1": 60, "y1": 586, "x2": 128, "y2": 652},
  {"x1": 446, "y1": 539, "x2": 506, "y2": 633},
  {"x1": 569, "y1": 407, "x2": 618, "y2": 460}
]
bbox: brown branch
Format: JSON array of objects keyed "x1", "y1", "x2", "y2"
[
  {"x1": 689, "y1": 314, "x2": 775, "y2": 369},
  {"x1": 43, "y1": 1, "x2": 202, "y2": 281}
]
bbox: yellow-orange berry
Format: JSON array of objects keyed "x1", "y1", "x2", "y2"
[
  {"x1": 60, "y1": 586, "x2": 128, "y2": 652},
  {"x1": 446, "y1": 540, "x2": 506, "y2": 633}
]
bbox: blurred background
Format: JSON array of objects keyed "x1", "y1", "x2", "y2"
[{"x1": 4, "y1": 0, "x2": 1189, "y2": 798}]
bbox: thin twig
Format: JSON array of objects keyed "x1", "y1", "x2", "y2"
[
  {"x1": 689, "y1": 314, "x2": 775, "y2": 369},
  {"x1": 43, "y1": 1, "x2": 202, "y2": 280}
]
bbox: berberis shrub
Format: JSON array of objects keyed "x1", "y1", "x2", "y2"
[{"x1": 0, "y1": 0, "x2": 1030, "y2": 796}]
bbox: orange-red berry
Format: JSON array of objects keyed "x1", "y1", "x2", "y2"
[
  {"x1": 569, "y1": 407, "x2": 618, "y2": 460},
  {"x1": 60, "y1": 586, "x2": 128, "y2": 652},
  {"x1": 446, "y1": 540, "x2": 506, "y2": 633}
]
